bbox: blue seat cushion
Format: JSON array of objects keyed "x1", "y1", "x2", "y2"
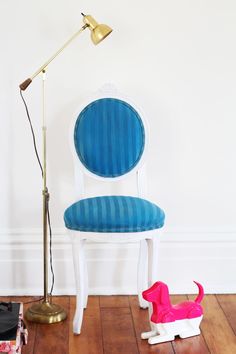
[{"x1": 64, "y1": 196, "x2": 165, "y2": 233}]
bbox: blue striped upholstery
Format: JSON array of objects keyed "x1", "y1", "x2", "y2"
[
  {"x1": 74, "y1": 98, "x2": 145, "y2": 177},
  {"x1": 64, "y1": 196, "x2": 165, "y2": 233}
]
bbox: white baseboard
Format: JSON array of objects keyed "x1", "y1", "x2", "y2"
[{"x1": 0, "y1": 228, "x2": 235, "y2": 296}]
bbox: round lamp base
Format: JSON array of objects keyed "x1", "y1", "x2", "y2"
[{"x1": 25, "y1": 301, "x2": 67, "y2": 324}]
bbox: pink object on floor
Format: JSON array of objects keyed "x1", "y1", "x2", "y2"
[{"x1": 142, "y1": 281, "x2": 204, "y2": 324}]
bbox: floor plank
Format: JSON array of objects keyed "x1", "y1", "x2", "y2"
[
  {"x1": 100, "y1": 295, "x2": 129, "y2": 308},
  {"x1": 129, "y1": 295, "x2": 174, "y2": 354},
  {"x1": 33, "y1": 296, "x2": 69, "y2": 354},
  {"x1": 69, "y1": 296, "x2": 103, "y2": 354},
  {"x1": 100, "y1": 296, "x2": 139, "y2": 354},
  {"x1": 171, "y1": 295, "x2": 210, "y2": 354},
  {"x1": 216, "y1": 294, "x2": 236, "y2": 334},
  {"x1": 190, "y1": 294, "x2": 236, "y2": 354}
]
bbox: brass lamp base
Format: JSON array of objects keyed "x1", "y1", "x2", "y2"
[{"x1": 25, "y1": 301, "x2": 67, "y2": 324}]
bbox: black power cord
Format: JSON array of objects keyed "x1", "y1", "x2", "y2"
[
  {"x1": 47, "y1": 208, "x2": 55, "y2": 295},
  {"x1": 19, "y1": 89, "x2": 55, "y2": 298},
  {"x1": 19, "y1": 90, "x2": 43, "y2": 177}
]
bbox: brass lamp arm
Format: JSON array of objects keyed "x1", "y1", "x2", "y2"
[{"x1": 19, "y1": 24, "x2": 88, "y2": 91}]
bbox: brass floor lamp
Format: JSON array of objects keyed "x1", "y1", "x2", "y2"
[{"x1": 19, "y1": 13, "x2": 112, "y2": 324}]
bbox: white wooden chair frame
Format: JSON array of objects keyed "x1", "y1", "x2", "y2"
[{"x1": 68, "y1": 85, "x2": 161, "y2": 334}]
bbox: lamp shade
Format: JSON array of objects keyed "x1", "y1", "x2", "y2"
[
  {"x1": 83, "y1": 15, "x2": 112, "y2": 45},
  {"x1": 91, "y1": 24, "x2": 112, "y2": 45}
]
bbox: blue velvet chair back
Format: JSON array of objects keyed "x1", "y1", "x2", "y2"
[{"x1": 74, "y1": 98, "x2": 145, "y2": 178}]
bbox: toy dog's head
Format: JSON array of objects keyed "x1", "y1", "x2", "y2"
[{"x1": 142, "y1": 281, "x2": 171, "y2": 305}]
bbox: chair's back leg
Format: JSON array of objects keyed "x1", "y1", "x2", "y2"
[
  {"x1": 147, "y1": 236, "x2": 160, "y2": 286},
  {"x1": 146, "y1": 236, "x2": 160, "y2": 330},
  {"x1": 137, "y1": 239, "x2": 149, "y2": 308}
]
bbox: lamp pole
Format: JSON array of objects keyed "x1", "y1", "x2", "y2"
[{"x1": 42, "y1": 69, "x2": 49, "y2": 304}]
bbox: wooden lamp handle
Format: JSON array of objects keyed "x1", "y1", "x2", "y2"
[{"x1": 19, "y1": 78, "x2": 32, "y2": 91}]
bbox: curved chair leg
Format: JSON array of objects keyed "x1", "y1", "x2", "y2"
[
  {"x1": 82, "y1": 246, "x2": 88, "y2": 309},
  {"x1": 137, "y1": 239, "x2": 149, "y2": 308},
  {"x1": 72, "y1": 237, "x2": 86, "y2": 334}
]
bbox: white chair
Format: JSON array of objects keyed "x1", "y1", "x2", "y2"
[{"x1": 64, "y1": 86, "x2": 165, "y2": 334}]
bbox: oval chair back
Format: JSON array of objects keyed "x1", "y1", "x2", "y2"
[{"x1": 74, "y1": 97, "x2": 145, "y2": 178}]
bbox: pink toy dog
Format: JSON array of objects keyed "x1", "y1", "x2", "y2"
[{"x1": 141, "y1": 281, "x2": 204, "y2": 345}]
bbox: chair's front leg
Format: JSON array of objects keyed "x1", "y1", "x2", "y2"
[
  {"x1": 82, "y1": 244, "x2": 88, "y2": 309},
  {"x1": 72, "y1": 237, "x2": 86, "y2": 334},
  {"x1": 137, "y1": 239, "x2": 149, "y2": 308}
]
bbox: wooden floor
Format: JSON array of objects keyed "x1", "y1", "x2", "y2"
[{"x1": 3, "y1": 294, "x2": 236, "y2": 354}]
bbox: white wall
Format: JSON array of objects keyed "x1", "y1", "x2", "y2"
[{"x1": 1, "y1": 0, "x2": 236, "y2": 295}]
